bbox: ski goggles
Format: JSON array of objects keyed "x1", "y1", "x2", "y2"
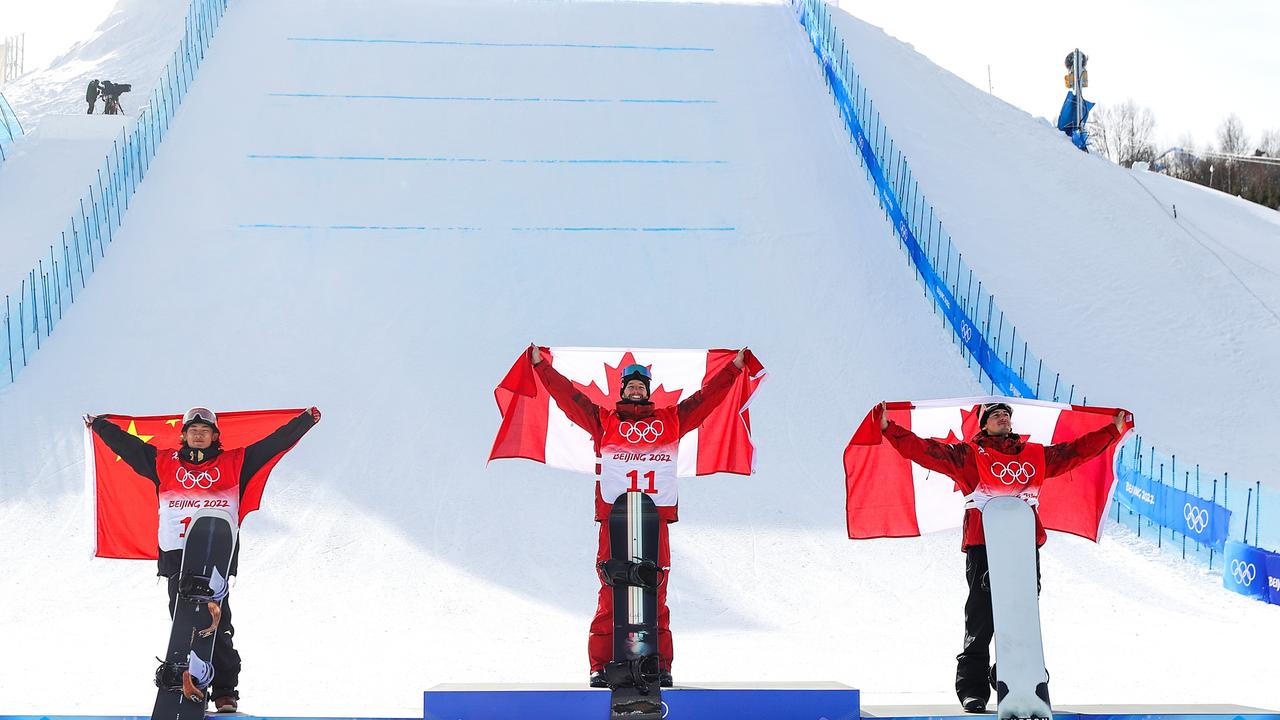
[
  {"x1": 620, "y1": 364, "x2": 652, "y2": 382},
  {"x1": 183, "y1": 407, "x2": 219, "y2": 429}
]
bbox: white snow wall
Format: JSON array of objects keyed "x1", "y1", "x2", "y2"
[
  {"x1": 795, "y1": 0, "x2": 1280, "y2": 549},
  {"x1": 0, "y1": 0, "x2": 996, "y2": 714},
  {"x1": 0, "y1": 0, "x2": 231, "y2": 388}
]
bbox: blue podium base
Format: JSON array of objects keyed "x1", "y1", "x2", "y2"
[{"x1": 422, "y1": 681, "x2": 859, "y2": 720}]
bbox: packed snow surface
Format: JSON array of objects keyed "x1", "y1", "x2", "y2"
[
  {"x1": 0, "y1": 1, "x2": 1277, "y2": 717},
  {"x1": 830, "y1": 8, "x2": 1280, "y2": 488}
]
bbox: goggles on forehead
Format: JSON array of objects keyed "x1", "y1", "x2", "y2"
[
  {"x1": 183, "y1": 407, "x2": 219, "y2": 428},
  {"x1": 621, "y1": 364, "x2": 651, "y2": 382}
]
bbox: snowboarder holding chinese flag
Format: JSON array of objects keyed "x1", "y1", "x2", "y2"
[
  {"x1": 84, "y1": 406, "x2": 319, "y2": 713},
  {"x1": 877, "y1": 401, "x2": 1125, "y2": 713},
  {"x1": 528, "y1": 344, "x2": 747, "y2": 688}
]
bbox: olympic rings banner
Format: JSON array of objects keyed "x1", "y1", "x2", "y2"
[
  {"x1": 1115, "y1": 465, "x2": 1231, "y2": 551},
  {"x1": 1223, "y1": 541, "x2": 1279, "y2": 605}
]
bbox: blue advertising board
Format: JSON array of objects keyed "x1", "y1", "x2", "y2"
[
  {"x1": 1115, "y1": 467, "x2": 1230, "y2": 550},
  {"x1": 1223, "y1": 541, "x2": 1271, "y2": 601}
]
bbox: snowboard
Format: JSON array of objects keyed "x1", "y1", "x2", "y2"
[
  {"x1": 982, "y1": 497, "x2": 1051, "y2": 720},
  {"x1": 600, "y1": 490, "x2": 663, "y2": 720},
  {"x1": 152, "y1": 509, "x2": 238, "y2": 720}
]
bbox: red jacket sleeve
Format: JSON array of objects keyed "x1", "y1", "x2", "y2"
[
  {"x1": 675, "y1": 362, "x2": 743, "y2": 437},
  {"x1": 882, "y1": 421, "x2": 972, "y2": 484},
  {"x1": 1044, "y1": 424, "x2": 1121, "y2": 477},
  {"x1": 534, "y1": 360, "x2": 604, "y2": 441}
]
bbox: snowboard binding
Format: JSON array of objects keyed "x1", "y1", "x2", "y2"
[
  {"x1": 598, "y1": 557, "x2": 663, "y2": 589},
  {"x1": 177, "y1": 571, "x2": 228, "y2": 604},
  {"x1": 154, "y1": 652, "x2": 215, "y2": 703},
  {"x1": 177, "y1": 571, "x2": 227, "y2": 637},
  {"x1": 602, "y1": 653, "x2": 662, "y2": 691}
]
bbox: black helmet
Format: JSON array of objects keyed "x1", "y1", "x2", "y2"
[
  {"x1": 619, "y1": 364, "x2": 652, "y2": 398},
  {"x1": 979, "y1": 402, "x2": 1013, "y2": 427}
]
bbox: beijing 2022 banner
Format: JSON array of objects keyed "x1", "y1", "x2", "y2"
[{"x1": 1115, "y1": 466, "x2": 1230, "y2": 551}]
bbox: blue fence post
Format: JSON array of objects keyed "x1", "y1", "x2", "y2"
[
  {"x1": 1209, "y1": 477, "x2": 1218, "y2": 569},
  {"x1": 98, "y1": 170, "x2": 113, "y2": 244},
  {"x1": 1177, "y1": 468, "x2": 1187, "y2": 558},
  {"x1": 4, "y1": 295, "x2": 12, "y2": 382},
  {"x1": 1157, "y1": 463, "x2": 1164, "y2": 548},
  {"x1": 1242, "y1": 487, "x2": 1253, "y2": 542}
]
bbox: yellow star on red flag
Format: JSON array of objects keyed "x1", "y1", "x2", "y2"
[{"x1": 115, "y1": 420, "x2": 156, "y2": 462}]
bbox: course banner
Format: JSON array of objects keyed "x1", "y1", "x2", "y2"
[
  {"x1": 1267, "y1": 551, "x2": 1280, "y2": 606},
  {"x1": 1115, "y1": 466, "x2": 1230, "y2": 551},
  {"x1": 1223, "y1": 541, "x2": 1271, "y2": 602}
]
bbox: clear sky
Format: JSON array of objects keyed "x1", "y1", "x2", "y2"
[
  {"x1": 835, "y1": 0, "x2": 1279, "y2": 149},
  {"x1": 4, "y1": 0, "x2": 1278, "y2": 150},
  {"x1": 0, "y1": 0, "x2": 116, "y2": 76}
]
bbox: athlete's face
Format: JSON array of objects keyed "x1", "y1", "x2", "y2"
[
  {"x1": 984, "y1": 409, "x2": 1012, "y2": 436},
  {"x1": 183, "y1": 423, "x2": 218, "y2": 449},
  {"x1": 622, "y1": 379, "x2": 650, "y2": 402}
]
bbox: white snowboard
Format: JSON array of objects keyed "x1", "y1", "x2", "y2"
[{"x1": 981, "y1": 496, "x2": 1051, "y2": 720}]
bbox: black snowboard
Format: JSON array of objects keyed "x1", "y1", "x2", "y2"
[
  {"x1": 152, "y1": 510, "x2": 238, "y2": 720},
  {"x1": 601, "y1": 490, "x2": 663, "y2": 720}
]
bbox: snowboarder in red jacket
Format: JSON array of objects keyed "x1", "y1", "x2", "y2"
[
  {"x1": 530, "y1": 344, "x2": 746, "y2": 688},
  {"x1": 879, "y1": 401, "x2": 1124, "y2": 713},
  {"x1": 86, "y1": 406, "x2": 319, "y2": 713}
]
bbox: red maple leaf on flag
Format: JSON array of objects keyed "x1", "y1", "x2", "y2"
[
  {"x1": 569, "y1": 351, "x2": 685, "y2": 409},
  {"x1": 960, "y1": 404, "x2": 983, "y2": 440}
]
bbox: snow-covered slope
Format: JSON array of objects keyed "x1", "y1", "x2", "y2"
[
  {"x1": 829, "y1": 8, "x2": 1280, "y2": 489},
  {"x1": 1, "y1": 0, "x2": 192, "y2": 131},
  {"x1": 1, "y1": 1, "x2": 1277, "y2": 717}
]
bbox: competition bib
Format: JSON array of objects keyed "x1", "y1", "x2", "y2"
[
  {"x1": 156, "y1": 450, "x2": 242, "y2": 552},
  {"x1": 965, "y1": 442, "x2": 1047, "y2": 511},
  {"x1": 599, "y1": 412, "x2": 680, "y2": 507}
]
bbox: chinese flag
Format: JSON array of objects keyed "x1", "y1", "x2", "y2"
[{"x1": 87, "y1": 408, "x2": 304, "y2": 560}]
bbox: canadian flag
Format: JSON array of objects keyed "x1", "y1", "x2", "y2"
[
  {"x1": 489, "y1": 347, "x2": 765, "y2": 476},
  {"x1": 843, "y1": 397, "x2": 1133, "y2": 542},
  {"x1": 85, "y1": 408, "x2": 304, "y2": 560}
]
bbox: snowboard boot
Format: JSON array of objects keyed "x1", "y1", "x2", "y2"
[
  {"x1": 961, "y1": 696, "x2": 988, "y2": 713},
  {"x1": 590, "y1": 670, "x2": 609, "y2": 688},
  {"x1": 213, "y1": 696, "x2": 238, "y2": 713},
  {"x1": 659, "y1": 669, "x2": 673, "y2": 688}
]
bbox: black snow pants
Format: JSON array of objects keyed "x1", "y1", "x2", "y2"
[
  {"x1": 166, "y1": 573, "x2": 242, "y2": 700},
  {"x1": 955, "y1": 545, "x2": 1040, "y2": 702}
]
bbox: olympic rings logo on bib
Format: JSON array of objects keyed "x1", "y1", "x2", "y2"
[
  {"x1": 1183, "y1": 503, "x2": 1209, "y2": 533},
  {"x1": 620, "y1": 419, "x2": 664, "y2": 444},
  {"x1": 991, "y1": 461, "x2": 1035, "y2": 485},
  {"x1": 176, "y1": 466, "x2": 220, "y2": 490}
]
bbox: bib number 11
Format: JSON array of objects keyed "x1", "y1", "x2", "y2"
[{"x1": 627, "y1": 470, "x2": 657, "y2": 494}]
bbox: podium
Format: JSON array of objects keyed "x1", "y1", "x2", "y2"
[{"x1": 423, "y1": 681, "x2": 859, "y2": 720}]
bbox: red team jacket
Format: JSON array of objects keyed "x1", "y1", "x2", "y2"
[{"x1": 534, "y1": 359, "x2": 742, "y2": 523}]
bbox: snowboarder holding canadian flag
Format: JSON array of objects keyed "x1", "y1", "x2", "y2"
[
  {"x1": 528, "y1": 344, "x2": 748, "y2": 688},
  {"x1": 84, "y1": 406, "x2": 319, "y2": 713},
  {"x1": 877, "y1": 401, "x2": 1125, "y2": 713}
]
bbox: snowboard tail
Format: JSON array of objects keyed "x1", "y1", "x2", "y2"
[
  {"x1": 606, "y1": 491, "x2": 663, "y2": 720},
  {"x1": 982, "y1": 497, "x2": 1051, "y2": 720},
  {"x1": 151, "y1": 510, "x2": 238, "y2": 720}
]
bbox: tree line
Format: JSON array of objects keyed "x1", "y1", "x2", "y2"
[{"x1": 1087, "y1": 101, "x2": 1280, "y2": 210}]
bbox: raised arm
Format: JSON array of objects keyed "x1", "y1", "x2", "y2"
[
  {"x1": 675, "y1": 354, "x2": 744, "y2": 436},
  {"x1": 880, "y1": 414, "x2": 970, "y2": 478},
  {"x1": 88, "y1": 415, "x2": 160, "y2": 486},
  {"x1": 531, "y1": 345, "x2": 604, "y2": 440},
  {"x1": 240, "y1": 408, "x2": 320, "y2": 491},
  {"x1": 1045, "y1": 419, "x2": 1122, "y2": 477}
]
